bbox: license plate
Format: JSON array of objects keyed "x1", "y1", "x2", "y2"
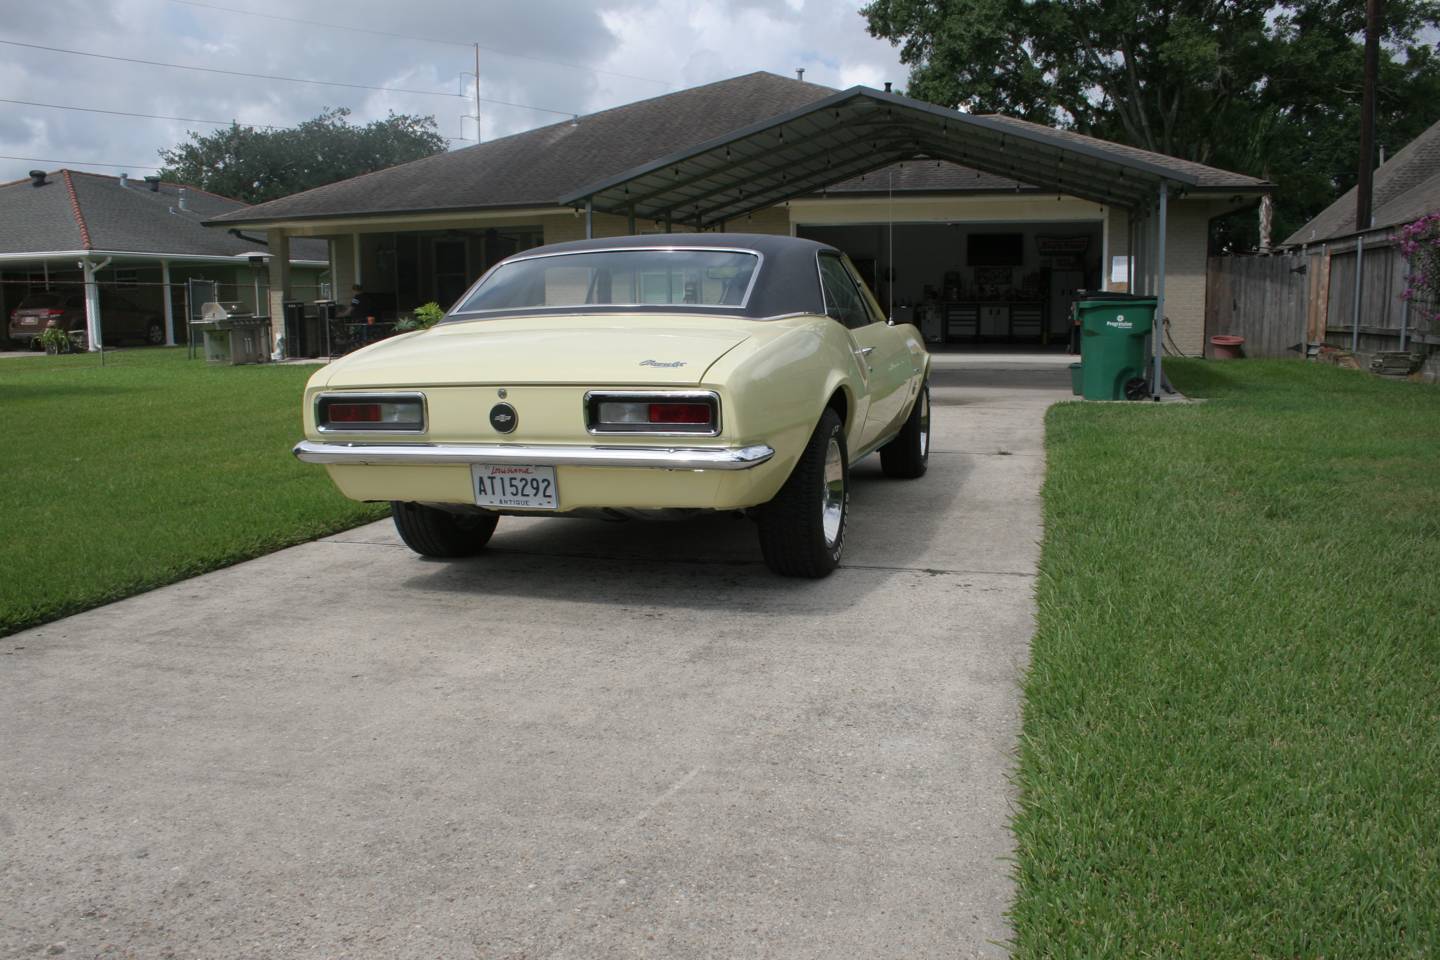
[{"x1": 472, "y1": 463, "x2": 558, "y2": 510}]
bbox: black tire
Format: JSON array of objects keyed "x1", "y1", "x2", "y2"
[
  {"x1": 880, "y1": 381, "x2": 930, "y2": 479},
  {"x1": 391, "y1": 502, "x2": 498, "y2": 558},
  {"x1": 756, "y1": 408, "x2": 848, "y2": 578},
  {"x1": 147, "y1": 321, "x2": 165, "y2": 345}
]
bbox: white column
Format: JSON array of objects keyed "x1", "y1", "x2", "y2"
[
  {"x1": 83, "y1": 259, "x2": 102, "y2": 351},
  {"x1": 161, "y1": 259, "x2": 175, "y2": 345},
  {"x1": 267, "y1": 229, "x2": 292, "y2": 358}
]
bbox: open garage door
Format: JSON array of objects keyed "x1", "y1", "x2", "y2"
[{"x1": 797, "y1": 219, "x2": 1101, "y2": 351}]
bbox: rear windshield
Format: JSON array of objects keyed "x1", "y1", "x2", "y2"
[
  {"x1": 17, "y1": 293, "x2": 64, "y2": 309},
  {"x1": 451, "y1": 249, "x2": 760, "y2": 315}
]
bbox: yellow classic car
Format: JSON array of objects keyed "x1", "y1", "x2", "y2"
[{"x1": 294, "y1": 234, "x2": 930, "y2": 577}]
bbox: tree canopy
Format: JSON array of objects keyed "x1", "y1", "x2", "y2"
[
  {"x1": 862, "y1": 0, "x2": 1440, "y2": 247},
  {"x1": 157, "y1": 107, "x2": 447, "y2": 205}
]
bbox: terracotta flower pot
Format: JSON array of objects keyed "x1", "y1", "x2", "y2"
[{"x1": 1210, "y1": 335, "x2": 1245, "y2": 360}]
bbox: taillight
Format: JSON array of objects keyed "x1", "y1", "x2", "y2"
[
  {"x1": 317, "y1": 395, "x2": 425, "y2": 432},
  {"x1": 587, "y1": 393, "x2": 719, "y2": 435},
  {"x1": 42, "y1": 309, "x2": 64, "y2": 317},
  {"x1": 648, "y1": 402, "x2": 711, "y2": 424}
]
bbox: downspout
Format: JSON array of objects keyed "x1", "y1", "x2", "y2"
[{"x1": 82, "y1": 255, "x2": 113, "y2": 352}]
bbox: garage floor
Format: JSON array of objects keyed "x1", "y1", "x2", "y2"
[{"x1": 1, "y1": 354, "x2": 1073, "y2": 959}]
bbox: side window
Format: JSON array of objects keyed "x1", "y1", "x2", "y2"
[
  {"x1": 818, "y1": 255, "x2": 872, "y2": 329},
  {"x1": 842, "y1": 257, "x2": 888, "y2": 325}
]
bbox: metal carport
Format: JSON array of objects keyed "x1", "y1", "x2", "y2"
[{"x1": 561, "y1": 85, "x2": 1229, "y2": 398}]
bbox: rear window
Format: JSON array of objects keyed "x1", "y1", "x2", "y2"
[{"x1": 451, "y1": 248, "x2": 760, "y2": 315}]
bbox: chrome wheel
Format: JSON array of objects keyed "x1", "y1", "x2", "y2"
[
  {"x1": 918, "y1": 388, "x2": 930, "y2": 458},
  {"x1": 821, "y1": 436, "x2": 845, "y2": 547}
]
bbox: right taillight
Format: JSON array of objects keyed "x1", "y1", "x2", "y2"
[{"x1": 587, "y1": 393, "x2": 719, "y2": 435}]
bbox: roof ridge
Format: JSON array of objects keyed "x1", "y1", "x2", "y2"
[
  {"x1": 60, "y1": 170, "x2": 94, "y2": 250},
  {"x1": 63, "y1": 168, "x2": 244, "y2": 203}
]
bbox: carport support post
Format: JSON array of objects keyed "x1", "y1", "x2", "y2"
[
  {"x1": 1153, "y1": 186, "x2": 1169, "y2": 400},
  {"x1": 161, "y1": 259, "x2": 175, "y2": 346},
  {"x1": 82, "y1": 258, "x2": 103, "y2": 352},
  {"x1": 584, "y1": 199, "x2": 593, "y2": 239},
  {"x1": 267, "y1": 230, "x2": 291, "y2": 359}
]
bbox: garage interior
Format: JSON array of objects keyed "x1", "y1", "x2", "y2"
[{"x1": 797, "y1": 220, "x2": 1103, "y2": 347}]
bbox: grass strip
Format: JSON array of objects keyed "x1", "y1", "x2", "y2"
[
  {"x1": 1015, "y1": 360, "x2": 1440, "y2": 958},
  {"x1": 0, "y1": 349, "x2": 385, "y2": 637}
]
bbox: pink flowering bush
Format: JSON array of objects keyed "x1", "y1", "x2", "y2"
[{"x1": 1398, "y1": 213, "x2": 1440, "y2": 327}]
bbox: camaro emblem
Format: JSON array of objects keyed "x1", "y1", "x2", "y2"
[
  {"x1": 639, "y1": 359, "x2": 686, "y2": 368},
  {"x1": 489, "y1": 402, "x2": 518, "y2": 433}
]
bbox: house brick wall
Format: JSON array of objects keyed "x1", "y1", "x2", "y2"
[{"x1": 1163, "y1": 203, "x2": 1211, "y2": 355}]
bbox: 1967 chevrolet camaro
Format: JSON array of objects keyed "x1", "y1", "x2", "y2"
[{"x1": 294, "y1": 234, "x2": 930, "y2": 577}]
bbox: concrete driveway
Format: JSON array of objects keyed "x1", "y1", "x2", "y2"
[{"x1": 1, "y1": 352, "x2": 1072, "y2": 959}]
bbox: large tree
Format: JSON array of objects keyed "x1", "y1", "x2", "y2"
[
  {"x1": 157, "y1": 107, "x2": 447, "y2": 205},
  {"x1": 862, "y1": 0, "x2": 1440, "y2": 247}
]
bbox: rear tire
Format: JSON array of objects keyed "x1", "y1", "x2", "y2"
[
  {"x1": 880, "y1": 381, "x2": 929, "y2": 479},
  {"x1": 147, "y1": 321, "x2": 165, "y2": 345},
  {"x1": 756, "y1": 409, "x2": 847, "y2": 578},
  {"x1": 391, "y1": 502, "x2": 498, "y2": 558}
]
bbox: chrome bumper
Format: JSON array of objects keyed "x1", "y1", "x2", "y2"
[{"x1": 293, "y1": 440, "x2": 775, "y2": 471}]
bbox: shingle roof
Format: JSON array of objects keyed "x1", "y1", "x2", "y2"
[
  {"x1": 211, "y1": 72, "x2": 842, "y2": 225},
  {"x1": 1284, "y1": 118, "x2": 1440, "y2": 245},
  {"x1": 0, "y1": 170, "x2": 326, "y2": 260},
  {"x1": 976, "y1": 116, "x2": 1270, "y2": 191},
  {"x1": 211, "y1": 71, "x2": 1267, "y2": 228}
]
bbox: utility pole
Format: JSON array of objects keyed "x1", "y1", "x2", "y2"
[
  {"x1": 474, "y1": 42, "x2": 482, "y2": 143},
  {"x1": 1356, "y1": 0, "x2": 1382, "y2": 231}
]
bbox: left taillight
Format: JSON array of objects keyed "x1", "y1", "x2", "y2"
[{"x1": 316, "y1": 394, "x2": 425, "y2": 432}]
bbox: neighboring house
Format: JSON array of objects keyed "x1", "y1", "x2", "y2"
[
  {"x1": 0, "y1": 169, "x2": 327, "y2": 349},
  {"x1": 209, "y1": 72, "x2": 1269, "y2": 355},
  {"x1": 1274, "y1": 118, "x2": 1440, "y2": 364},
  {"x1": 1285, "y1": 117, "x2": 1440, "y2": 247}
]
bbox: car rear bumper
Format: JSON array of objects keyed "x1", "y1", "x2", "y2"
[{"x1": 292, "y1": 439, "x2": 775, "y2": 471}]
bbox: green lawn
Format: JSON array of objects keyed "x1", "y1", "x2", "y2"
[
  {"x1": 0, "y1": 349, "x2": 386, "y2": 637},
  {"x1": 1015, "y1": 360, "x2": 1440, "y2": 957}
]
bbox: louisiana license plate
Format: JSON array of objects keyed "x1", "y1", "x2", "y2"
[{"x1": 472, "y1": 464, "x2": 558, "y2": 510}]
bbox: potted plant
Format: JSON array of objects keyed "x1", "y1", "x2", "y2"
[
  {"x1": 37, "y1": 326, "x2": 73, "y2": 355},
  {"x1": 394, "y1": 301, "x2": 446, "y2": 332}
]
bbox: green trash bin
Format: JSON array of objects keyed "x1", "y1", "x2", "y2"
[{"x1": 1076, "y1": 293, "x2": 1157, "y2": 400}]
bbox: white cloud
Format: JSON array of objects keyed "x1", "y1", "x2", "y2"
[{"x1": 0, "y1": 0, "x2": 908, "y2": 185}]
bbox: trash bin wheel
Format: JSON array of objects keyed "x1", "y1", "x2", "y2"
[
  {"x1": 1123, "y1": 377, "x2": 1150, "y2": 401},
  {"x1": 391, "y1": 502, "x2": 498, "y2": 558}
]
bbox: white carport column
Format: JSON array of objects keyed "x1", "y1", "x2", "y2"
[
  {"x1": 161, "y1": 259, "x2": 176, "y2": 345},
  {"x1": 83, "y1": 258, "x2": 102, "y2": 352},
  {"x1": 1152, "y1": 185, "x2": 1169, "y2": 400},
  {"x1": 266, "y1": 229, "x2": 291, "y2": 358}
]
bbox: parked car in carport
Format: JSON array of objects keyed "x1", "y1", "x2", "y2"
[{"x1": 8, "y1": 291, "x2": 166, "y2": 348}]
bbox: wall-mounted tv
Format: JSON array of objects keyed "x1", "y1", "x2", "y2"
[{"x1": 967, "y1": 233, "x2": 1024, "y2": 266}]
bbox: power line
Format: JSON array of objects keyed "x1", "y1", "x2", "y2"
[
  {"x1": 0, "y1": 97, "x2": 473, "y2": 140},
  {"x1": 0, "y1": 38, "x2": 459, "y2": 99},
  {"x1": 1, "y1": 154, "x2": 163, "y2": 171},
  {"x1": 167, "y1": 0, "x2": 670, "y2": 86},
  {"x1": 0, "y1": 38, "x2": 580, "y2": 117},
  {"x1": 0, "y1": 97, "x2": 280, "y2": 130}
]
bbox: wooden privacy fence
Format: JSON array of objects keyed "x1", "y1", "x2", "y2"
[
  {"x1": 1205, "y1": 251, "x2": 1308, "y2": 358},
  {"x1": 1206, "y1": 231, "x2": 1439, "y2": 359}
]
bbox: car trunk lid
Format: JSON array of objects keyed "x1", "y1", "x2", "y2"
[{"x1": 321, "y1": 314, "x2": 756, "y2": 388}]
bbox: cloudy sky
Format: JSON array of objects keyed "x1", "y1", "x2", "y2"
[{"x1": 0, "y1": 0, "x2": 910, "y2": 184}]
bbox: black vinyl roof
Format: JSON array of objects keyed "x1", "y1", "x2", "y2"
[
  {"x1": 562, "y1": 86, "x2": 1270, "y2": 226},
  {"x1": 449, "y1": 233, "x2": 833, "y2": 320}
]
